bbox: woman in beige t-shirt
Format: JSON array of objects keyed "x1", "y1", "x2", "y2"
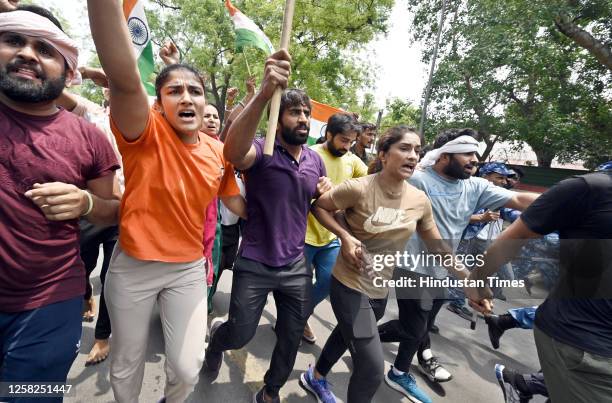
[{"x1": 300, "y1": 126, "x2": 463, "y2": 403}]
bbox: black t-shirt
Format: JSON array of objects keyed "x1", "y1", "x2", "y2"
[{"x1": 521, "y1": 172, "x2": 612, "y2": 357}]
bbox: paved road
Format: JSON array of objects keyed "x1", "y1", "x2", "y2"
[{"x1": 67, "y1": 261, "x2": 546, "y2": 403}]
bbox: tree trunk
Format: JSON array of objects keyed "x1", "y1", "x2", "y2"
[
  {"x1": 479, "y1": 139, "x2": 495, "y2": 162},
  {"x1": 554, "y1": 12, "x2": 612, "y2": 71},
  {"x1": 531, "y1": 146, "x2": 555, "y2": 167}
]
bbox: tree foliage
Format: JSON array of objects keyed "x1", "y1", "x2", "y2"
[
  {"x1": 408, "y1": 0, "x2": 611, "y2": 167},
  {"x1": 379, "y1": 97, "x2": 420, "y2": 131},
  {"x1": 146, "y1": 0, "x2": 394, "y2": 121}
]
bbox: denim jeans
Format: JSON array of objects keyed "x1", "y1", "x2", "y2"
[
  {"x1": 304, "y1": 238, "x2": 341, "y2": 308},
  {"x1": 508, "y1": 306, "x2": 537, "y2": 329}
]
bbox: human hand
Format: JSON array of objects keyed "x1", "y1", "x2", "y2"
[
  {"x1": 258, "y1": 50, "x2": 291, "y2": 100},
  {"x1": 246, "y1": 76, "x2": 256, "y2": 95},
  {"x1": 0, "y1": 0, "x2": 19, "y2": 12},
  {"x1": 464, "y1": 286, "x2": 494, "y2": 314},
  {"x1": 159, "y1": 40, "x2": 180, "y2": 66},
  {"x1": 25, "y1": 182, "x2": 89, "y2": 221},
  {"x1": 481, "y1": 210, "x2": 500, "y2": 222},
  {"x1": 226, "y1": 87, "x2": 239, "y2": 106},
  {"x1": 79, "y1": 67, "x2": 109, "y2": 88},
  {"x1": 340, "y1": 234, "x2": 363, "y2": 272},
  {"x1": 315, "y1": 176, "x2": 332, "y2": 197}
]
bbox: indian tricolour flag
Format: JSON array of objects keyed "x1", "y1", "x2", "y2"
[
  {"x1": 308, "y1": 100, "x2": 344, "y2": 145},
  {"x1": 123, "y1": 0, "x2": 155, "y2": 95},
  {"x1": 225, "y1": 0, "x2": 274, "y2": 54}
]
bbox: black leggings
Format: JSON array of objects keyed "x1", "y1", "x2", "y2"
[
  {"x1": 81, "y1": 225, "x2": 118, "y2": 340},
  {"x1": 316, "y1": 277, "x2": 388, "y2": 403},
  {"x1": 378, "y1": 296, "x2": 445, "y2": 372}
]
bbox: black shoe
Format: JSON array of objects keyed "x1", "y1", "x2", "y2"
[
  {"x1": 204, "y1": 318, "x2": 224, "y2": 374},
  {"x1": 485, "y1": 314, "x2": 516, "y2": 349},
  {"x1": 485, "y1": 315, "x2": 505, "y2": 349},
  {"x1": 253, "y1": 387, "x2": 280, "y2": 403},
  {"x1": 495, "y1": 364, "x2": 532, "y2": 403},
  {"x1": 430, "y1": 324, "x2": 439, "y2": 334}
]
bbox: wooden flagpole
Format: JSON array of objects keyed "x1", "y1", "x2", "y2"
[
  {"x1": 263, "y1": 0, "x2": 296, "y2": 156},
  {"x1": 244, "y1": 53, "x2": 252, "y2": 77}
]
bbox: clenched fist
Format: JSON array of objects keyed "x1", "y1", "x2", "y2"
[{"x1": 25, "y1": 182, "x2": 89, "y2": 221}]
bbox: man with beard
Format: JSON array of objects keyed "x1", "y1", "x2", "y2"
[
  {"x1": 0, "y1": 6, "x2": 120, "y2": 396},
  {"x1": 377, "y1": 128, "x2": 538, "y2": 403},
  {"x1": 204, "y1": 50, "x2": 332, "y2": 403},
  {"x1": 302, "y1": 112, "x2": 367, "y2": 343}
]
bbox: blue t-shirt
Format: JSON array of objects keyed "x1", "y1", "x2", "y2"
[{"x1": 405, "y1": 167, "x2": 514, "y2": 277}]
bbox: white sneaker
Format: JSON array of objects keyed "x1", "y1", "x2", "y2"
[
  {"x1": 302, "y1": 321, "x2": 317, "y2": 344},
  {"x1": 419, "y1": 357, "x2": 452, "y2": 382}
]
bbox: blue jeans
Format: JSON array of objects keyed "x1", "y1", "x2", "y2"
[
  {"x1": 508, "y1": 306, "x2": 537, "y2": 329},
  {"x1": 0, "y1": 296, "x2": 82, "y2": 402},
  {"x1": 304, "y1": 239, "x2": 341, "y2": 308}
]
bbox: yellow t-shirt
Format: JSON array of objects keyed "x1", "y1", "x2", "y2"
[{"x1": 305, "y1": 144, "x2": 368, "y2": 246}]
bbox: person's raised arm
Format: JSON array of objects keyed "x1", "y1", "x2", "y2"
[
  {"x1": 223, "y1": 50, "x2": 291, "y2": 170},
  {"x1": 504, "y1": 192, "x2": 539, "y2": 211},
  {"x1": 87, "y1": 0, "x2": 150, "y2": 140},
  {"x1": 470, "y1": 218, "x2": 540, "y2": 282}
]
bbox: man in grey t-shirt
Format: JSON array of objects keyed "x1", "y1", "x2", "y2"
[{"x1": 378, "y1": 129, "x2": 539, "y2": 403}]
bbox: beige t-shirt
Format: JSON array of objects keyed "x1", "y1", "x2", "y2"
[{"x1": 331, "y1": 174, "x2": 436, "y2": 299}]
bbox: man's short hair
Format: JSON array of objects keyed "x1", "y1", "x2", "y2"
[
  {"x1": 327, "y1": 113, "x2": 360, "y2": 138},
  {"x1": 278, "y1": 88, "x2": 311, "y2": 121},
  {"x1": 359, "y1": 122, "x2": 376, "y2": 133},
  {"x1": 433, "y1": 128, "x2": 478, "y2": 149}
]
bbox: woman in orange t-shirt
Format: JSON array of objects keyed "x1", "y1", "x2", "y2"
[{"x1": 88, "y1": 2, "x2": 245, "y2": 402}]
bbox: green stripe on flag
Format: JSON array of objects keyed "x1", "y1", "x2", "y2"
[
  {"x1": 235, "y1": 28, "x2": 274, "y2": 54},
  {"x1": 138, "y1": 41, "x2": 156, "y2": 96}
]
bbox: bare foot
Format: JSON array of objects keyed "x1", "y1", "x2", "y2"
[
  {"x1": 85, "y1": 339, "x2": 110, "y2": 366},
  {"x1": 82, "y1": 297, "x2": 96, "y2": 322}
]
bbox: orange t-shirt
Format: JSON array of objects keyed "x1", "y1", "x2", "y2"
[{"x1": 111, "y1": 109, "x2": 240, "y2": 262}]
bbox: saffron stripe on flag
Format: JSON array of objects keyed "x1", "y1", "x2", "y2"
[{"x1": 308, "y1": 100, "x2": 344, "y2": 145}]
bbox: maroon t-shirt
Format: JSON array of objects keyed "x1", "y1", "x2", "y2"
[{"x1": 0, "y1": 102, "x2": 120, "y2": 312}]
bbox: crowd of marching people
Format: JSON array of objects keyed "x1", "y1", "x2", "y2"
[{"x1": 0, "y1": 2, "x2": 611, "y2": 403}]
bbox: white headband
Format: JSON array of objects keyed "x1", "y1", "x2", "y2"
[
  {"x1": 0, "y1": 10, "x2": 81, "y2": 84},
  {"x1": 419, "y1": 135, "x2": 479, "y2": 168}
]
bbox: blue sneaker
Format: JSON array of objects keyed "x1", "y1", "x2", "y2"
[
  {"x1": 385, "y1": 367, "x2": 432, "y2": 403},
  {"x1": 495, "y1": 364, "x2": 531, "y2": 403},
  {"x1": 299, "y1": 365, "x2": 337, "y2": 403}
]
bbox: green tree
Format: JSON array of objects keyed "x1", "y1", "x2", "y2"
[
  {"x1": 552, "y1": 0, "x2": 612, "y2": 71},
  {"x1": 409, "y1": 0, "x2": 611, "y2": 167},
  {"x1": 147, "y1": 0, "x2": 394, "y2": 121},
  {"x1": 379, "y1": 97, "x2": 420, "y2": 131}
]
